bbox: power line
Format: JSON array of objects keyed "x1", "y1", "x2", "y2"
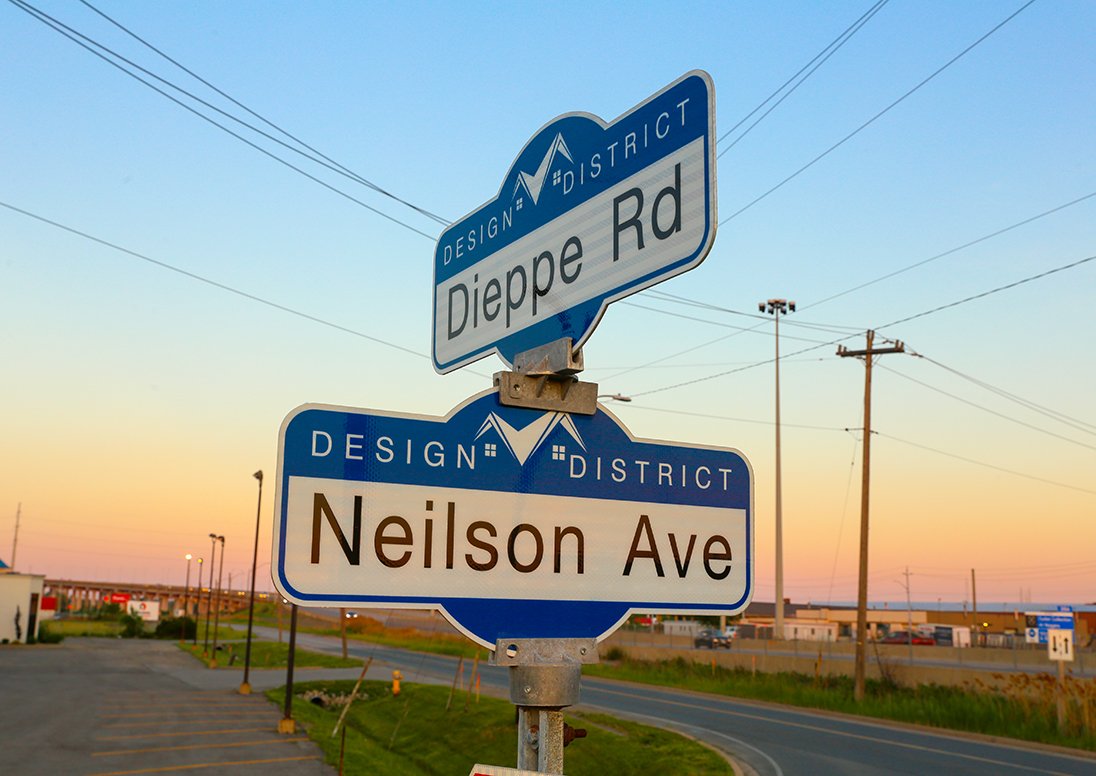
[
  {"x1": 585, "y1": 358, "x2": 826, "y2": 371},
  {"x1": 0, "y1": 200, "x2": 457, "y2": 367},
  {"x1": 627, "y1": 250, "x2": 1093, "y2": 399},
  {"x1": 876, "y1": 254, "x2": 1096, "y2": 330},
  {"x1": 915, "y1": 354, "x2": 1096, "y2": 435},
  {"x1": 75, "y1": 0, "x2": 450, "y2": 227},
  {"x1": 803, "y1": 190, "x2": 1096, "y2": 311},
  {"x1": 645, "y1": 290, "x2": 864, "y2": 334},
  {"x1": 633, "y1": 189, "x2": 1096, "y2": 354},
  {"x1": 611, "y1": 403, "x2": 847, "y2": 432},
  {"x1": 876, "y1": 432, "x2": 1096, "y2": 496},
  {"x1": 717, "y1": 0, "x2": 890, "y2": 157},
  {"x1": 878, "y1": 363, "x2": 1096, "y2": 452},
  {"x1": 8, "y1": 0, "x2": 439, "y2": 240},
  {"x1": 621, "y1": 301, "x2": 836, "y2": 345},
  {"x1": 719, "y1": 0, "x2": 1037, "y2": 225}
]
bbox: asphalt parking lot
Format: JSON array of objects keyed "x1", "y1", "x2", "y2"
[{"x1": 0, "y1": 638, "x2": 339, "y2": 775}]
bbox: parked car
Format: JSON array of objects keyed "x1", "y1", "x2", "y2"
[
  {"x1": 880, "y1": 631, "x2": 935, "y2": 646},
  {"x1": 694, "y1": 628, "x2": 730, "y2": 649}
]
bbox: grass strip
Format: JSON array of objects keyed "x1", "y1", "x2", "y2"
[
  {"x1": 586, "y1": 655, "x2": 1096, "y2": 751},
  {"x1": 266, "y1": 679, "x2": 732, "y2": 775},
  {"x1": 177, "y1": 640, "x2": 359, "y2": 669},
  {"x1": 227, "y1": 604, "x2": 480, "y2": 658}
]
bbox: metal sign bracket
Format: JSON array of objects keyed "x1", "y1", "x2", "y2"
[
  {"x1": 493, "y1": 638, "x2": 598, "y2": 773},
  {"x1": 494, "y1": 338, "x2": 598, "y2": 415}
]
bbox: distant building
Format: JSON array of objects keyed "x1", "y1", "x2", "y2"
[{"x1": 0, "y1": 562, "x2": 46, "y2": 643}]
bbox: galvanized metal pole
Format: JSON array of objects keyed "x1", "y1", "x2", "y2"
[
  {"x1": 496, "y1": 638, "x2": 595, "y2": 774},
  {"x1": 181, "y1": 555, "x2": 192, "y2": 642},
  {"x1": 279, "y1": 604, "x2": 299, "y2": 734},
  {"x1": 210, "y1": 536, "x2": 225, "y2": 666},
  {"x1": 761, "y1": 300, "x2": 794, "y2": 640},
  {"x1": 240, "y1": 471, "x2": 263, "y2": 694},
  {"x1": 192, "y1": 557, "x2": 203, "y2": 646},
  {"x1": 203, "y1": 535, "x2": 217, "y2": 654}
]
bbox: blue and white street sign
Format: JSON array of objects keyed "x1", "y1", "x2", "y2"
[
  {"x1": 273, "y1": 389, "x2": 752, "y2": 648},
  {"x1": 1024, "y1": 611, "x2": 1074, "y2": 644},
  {"x1": 433, "y1": 71, "x2": 718, "y2": 374}
]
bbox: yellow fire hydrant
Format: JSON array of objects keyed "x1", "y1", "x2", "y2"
[{"x1": 392, "y1": 669, "x2": 403, "y2": 696}]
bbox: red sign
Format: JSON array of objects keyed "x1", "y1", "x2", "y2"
[
  {"x1": 104, "y1": 593, "x2": 132, "y2": 604},
  {"x1": 40, "y1": 596, "x2": 58, "y2": 611}
]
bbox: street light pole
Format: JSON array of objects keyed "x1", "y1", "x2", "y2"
[
  {"x1": 192, "y1": 557, "x2": 203, "y2": 646},
  {"x1": 759, "y1": 298, "x2": 794, "y2": 640},
  {"x1": 240, "y1": 470, "x2": 263, "y2": 695},
  {"x1": 203, "y1": 533, "x2": 217, "y2": 655},
  {"x1": 181, "y1": 554, "x2": 192, "y2": 642},
  {"x1": 210, "y1": 535, "x2": 226, "y2": 667}
]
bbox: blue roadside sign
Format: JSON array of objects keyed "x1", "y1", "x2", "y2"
[
  {"x1": 1024, "y1": 611, "x2": 1074, "y2": 644},
  {"x1": 272, "y1": 389, "x2": 753, "y2": 648},
  {"x1": 432, "y1": 70, "x2": 717, "y2": 374}
]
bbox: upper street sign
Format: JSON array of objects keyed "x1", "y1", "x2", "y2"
[
  {"x1": 433, "y1": 71, "x2": 717, "y2": 374},
  {"x1": 272, "y1": 389, "x2": 752, "y2": 648}
]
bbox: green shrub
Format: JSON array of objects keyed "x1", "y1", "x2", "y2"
[
  {"x1": 98, "y1": 603, "x2": 123, "y2": 620},
  {"x1": 119, "y1": 613, "x2": 144, "y2": 638},
  {"x1": 36, "y1": 625, "x2": 64, "y2": 644},
  {"x1": 154, "y1": 616, "x2": 196, "y2": 640}
]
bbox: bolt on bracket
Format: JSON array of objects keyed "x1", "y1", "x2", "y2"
[{"x1": 495, "y1": 337, "x2": 599, "y2": 415}]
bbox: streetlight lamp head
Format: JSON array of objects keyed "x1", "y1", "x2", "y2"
[
  {"x1": 197, "y1": 557, "x2": 203, "y2": 564},
  {"x1": 789, "y1": 301, "x2": 796, "y2": 312},
  {"x1": 758, "y1": 302, "x2": 766, "y2": 313},
  {"x1": 597, "y1": 393, "x2": 632, "y2": 403},
  {"x1": 217, "y1": 535, "x2": 225, "y2": 542},
  {"x1": 185, "y1": 553, "x2": 192, "y2": 560},
  {"x1": 209, "y1": 533, "x2": 217, "y2": 539},
  {"x1": 254, "y1": 470, "x2": 263, "y2": 482}
]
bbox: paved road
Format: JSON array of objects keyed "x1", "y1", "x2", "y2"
[
  {"x1": 327, "y1": 607, "x2": 1095, "y2": 678},
  {"x1": 0, "y1": 638, "x2": 334, "y2": 776},
  {"x1": 266, "y1": 625, "x2": 1096, "y2": 776}
]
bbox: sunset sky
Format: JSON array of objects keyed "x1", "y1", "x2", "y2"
[{"x1": 2, "y1": 0, "x2": 1093, "y2": 608}]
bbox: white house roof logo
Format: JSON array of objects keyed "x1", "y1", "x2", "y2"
[
  {"x1": 512, "y1": 133, "x2": 572, "y2": 208},
  {"x1": 474, "y1": 411, "x2": 585, "y2": 465}
]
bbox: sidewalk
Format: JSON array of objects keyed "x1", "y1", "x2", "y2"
[{"x1": 0, "y1": 638, "x2": 336, "y2": 776}]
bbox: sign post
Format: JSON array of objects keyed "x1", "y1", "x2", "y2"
[
  {"x1": 277, "y1": 71, "x2": 730, "y2": 774},
  {"x1": 273, "y1": 389, "x2": 751, "y2": 772},
  {"x1": 1048, "y1": 628, "x2": 1074, "y2": 731}
]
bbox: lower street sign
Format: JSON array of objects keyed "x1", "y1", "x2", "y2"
[{"x1": 273, "y1": 389, "x2": 753, "y2": 648}]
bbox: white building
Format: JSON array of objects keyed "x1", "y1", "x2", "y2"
[
  {"x1": 0, "y1": 565, "x2": 46, "y2": 644},
  {"x1": 783, "y1": 621, "x2": 838, "y2": 642}
]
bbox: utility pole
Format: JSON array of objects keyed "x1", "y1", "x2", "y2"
[
  {"x1": 971, "y1": 568, "x2": 979, "y2": 647},
  {"x1": 759, "y1": 298, "x2": 795, "y2": 639},
  {"x1": 11, "y1": 503, "x2": 21, "y2": 569},
  {"x1": 901, "y1": 566, "x2": 914, "y2": 665},
  {"x1": 838, "y1": 330, "x2": 905, "y2": 702}
]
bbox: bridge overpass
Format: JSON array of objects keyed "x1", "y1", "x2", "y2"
[{"x1": 44, "y1": 577, "x2": 276, "y2": 617}]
